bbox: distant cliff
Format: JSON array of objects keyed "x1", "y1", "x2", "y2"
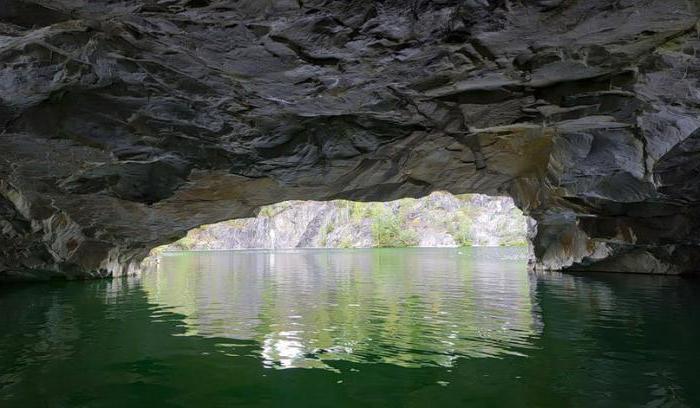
[{"x1": 161, "y1": 193, "x2": 527, "y2": 251}]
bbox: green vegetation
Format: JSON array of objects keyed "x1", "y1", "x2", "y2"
[
  {"x1": 224, "y1": 219, "x2": 249, "y2": 229},
  {"x1": 370, "y1": 208, "x2": 418, "y2": 248},
  {"x1": 258, "y1": 201, "x2": 295, "y2": 218},
  {"x1": 160, "y1": 192, "x2": 528, "y2": 251},
  {"x1": 349, "y1": 201, "x2": 386, "y2": 221},
  {"x1": 338, "y1": 236, "x2": 354, "y2": 249},
  {"x1": 170, "y1": 234, "x2": 197, "y2": 250},
  {"x1": 449, "y1": 207, "x2": 474, "y2": 247},
  {"x1": 319, "y1": 222, "x2": 335, "y2": 247}
]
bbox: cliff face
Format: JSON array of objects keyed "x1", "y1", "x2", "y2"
[
  {"x1": 1, "y1": 0, "x2": 699, "y2": 279},
  {"x1": 161, "y1": 192, "x2": 526, "y2": 250}
]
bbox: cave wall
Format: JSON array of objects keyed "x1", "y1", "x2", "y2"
[{"x1": 1, "y1": 0, "x2": 699, "y2": 280}]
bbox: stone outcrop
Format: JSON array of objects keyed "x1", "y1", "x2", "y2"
[
  {"x1": 159, "y1": 192, "x2": 526, "y2": 250},
  {"x1": 0, "y1": 0, "x2": 699, "y2": 279}
]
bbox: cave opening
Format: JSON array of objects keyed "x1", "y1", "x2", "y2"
[
  {"x1": 140, "y1": 191, "x2": 536, "y2": 371},
  {"x1": 150, "y1": 192, "x2": 529, "y2": 254},
  {"x1": 3, "y1": 0, "x2": 700, "y2": 404}
]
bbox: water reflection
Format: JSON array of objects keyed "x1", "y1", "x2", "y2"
[
  {"x1": 143, "y1": 248, "x2": 539, "y2": 369},
  {"x1": 1, "y1": 249, "x2": 699, "y2": 407}
]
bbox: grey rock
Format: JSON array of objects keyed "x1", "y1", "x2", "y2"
[
  {"x1": 0, "y1": 0, "x2": 699, "y2": 279},
  {"x1": 162, "y1": 192, "x2": 525, "y2": 251}
]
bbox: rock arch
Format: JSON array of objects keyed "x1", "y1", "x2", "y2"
[{"x1": 1, "y1": 0, "x2": 699, "y2": 279}]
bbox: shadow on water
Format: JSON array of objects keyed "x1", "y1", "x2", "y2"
[{"x1": 0, "y1": 248, "x2": 698, "y2": 407}]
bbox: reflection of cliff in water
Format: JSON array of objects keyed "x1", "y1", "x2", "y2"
[
  {"x1": 142, "y1": 247, "x2": 539, "y2": 369},
  {"x1": 2, "y1": 260, "x2": 699, "y2": 406}
]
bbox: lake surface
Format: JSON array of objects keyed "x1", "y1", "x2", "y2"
[{"x1": 1, "y1": 248, "x2": 698, "y2": 407}]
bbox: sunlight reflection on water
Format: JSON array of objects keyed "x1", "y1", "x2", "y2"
[{"x1": 143, "y1": 247, "x2": 538, "y2": 369}]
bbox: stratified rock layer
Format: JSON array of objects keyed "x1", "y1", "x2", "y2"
[
  {"x1": 159, "y1": 192, "x2": 526, "y2": 251},
  {"x1": 1, "y1": 0, "x2": 699, "y2": 279}
]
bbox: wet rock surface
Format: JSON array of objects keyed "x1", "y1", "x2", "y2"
[{"x1": 0, "y1": 0, "x2": 698, "y2": 279}]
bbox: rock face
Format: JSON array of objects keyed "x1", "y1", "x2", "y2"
[
  {"x1": 160, "y1": 192, "x2": 527, "y2": 250},
  {"x1": 0, "y1": 0, "x2": 699, "y2": 279}
]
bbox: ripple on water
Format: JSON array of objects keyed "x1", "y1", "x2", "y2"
[
  {"x1": 141, "y1": 247, "x2": 539, "y2": 369},
  {"x1": 1, "y1": 248, "x2": 700, "y2": 407}
]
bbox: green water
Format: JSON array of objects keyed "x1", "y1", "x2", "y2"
[{"x1": 1, "y1": 248, "x2": 698, "y2": 407}]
